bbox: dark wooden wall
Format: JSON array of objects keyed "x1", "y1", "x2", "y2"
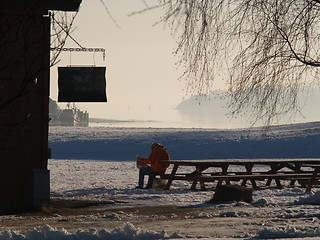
[{"x1": 0, "y1": 15, "x2": 50, "y2": 212}]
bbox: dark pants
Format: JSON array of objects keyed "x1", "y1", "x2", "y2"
[{"x1": 138, "y1": 166, "x2": 159, "y2": 188}]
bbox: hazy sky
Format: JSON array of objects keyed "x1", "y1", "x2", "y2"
[
  {"x1": 49, "y1": 0, "x2": 319, "y2": 127},
  {"x1": 50, "y1": 0, "x2": 205, "y2": 121}
]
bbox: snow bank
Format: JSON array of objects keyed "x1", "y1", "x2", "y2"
[
  {"x1": 0, "y1": 224, "x2": 181, "y2": 240},
  {"x1": 295, "y1": 191, "x2": 320, "y2": 205},
  {"x1": 256, "y1": 225, "x2": 320, "y2": 239}
]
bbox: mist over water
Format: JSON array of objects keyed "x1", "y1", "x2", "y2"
[
  {"x1": 88, "y1": 104, "x2": 253, "y2": 129},
  {"x1": 65, "y1": 86, "x2": 320, "y2": 129},
  {"x1": 87, "y1": 105, "x2": 320, "y2": 129}
]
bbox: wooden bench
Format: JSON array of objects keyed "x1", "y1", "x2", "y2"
[
  {"x1": 162, "y1": 159, "x2": 320, "y2": 191},
  {"x1": 161, "y1": 172, "x2": 320, "y2": 190}
]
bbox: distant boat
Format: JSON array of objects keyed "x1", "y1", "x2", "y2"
[{"x1": 49, "y1": 98, "x2": 89, "y2": 127}]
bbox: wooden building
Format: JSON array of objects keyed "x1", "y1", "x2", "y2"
[{"x1": 0, "y1": 0, "x2": 81, "y2": 212}]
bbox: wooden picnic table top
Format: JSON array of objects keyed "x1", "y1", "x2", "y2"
[
  {"x1": 161, "y1": 158, "x2": 320, "y2": 191},
  {"x1": 162, "y1": 158, "x2": 320, "y2": 166}
]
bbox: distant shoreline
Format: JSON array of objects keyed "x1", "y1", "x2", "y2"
[
  {"x1": 89, "y1": 118, "x2": 320, "y2": 131},
  {"x1": 90, "y1": 118, "x2": 158, "y2": 124}
]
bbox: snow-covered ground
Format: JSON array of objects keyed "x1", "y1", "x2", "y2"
[
  {"x1": 48, "y1": 121, "x2": 320, "y2": 160},
  {"x1": 2, "y1": 122, "x2": 320, "y2": 239}
]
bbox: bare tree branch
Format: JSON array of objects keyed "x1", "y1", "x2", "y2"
[
  {"x1": 159, "y1": 0, "x2": 320, "y2": 125},
  {"x1": 50, "y1": 11, "x2": 79, "y2": 67}
]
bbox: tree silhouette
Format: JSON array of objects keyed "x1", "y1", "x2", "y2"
[
  {"x1": 159, "y1": 0, "x2": 320, "y2": 125},
  {"x1": 50, "y1": 11, "x2": 78, "y2": 66}
]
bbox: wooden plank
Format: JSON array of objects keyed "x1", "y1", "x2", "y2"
[
  {"x1": 187, "y1": 173, "x2": 317, "y2": 181},
  {"x1": 47, "y1": 0, "x2": 82, "y2": 11},
  {"x1": 162, "y1": 159, "x2": 320, "y2": 166},
  {"x1": 306, "y1": 166, "x2": 320, "y2": 192},
  {"x1": 164, "y1": 173, "x2": 320, "y2": 190},
  {"x1": 0, "y1": 0, "x2": 82, "y2": 14},
  {"x1": 164, "y1": 165, "x2": 179, "y2": 190},
  {"x1": 162, "y1": 173, "x2": 318, "y2": 182}
]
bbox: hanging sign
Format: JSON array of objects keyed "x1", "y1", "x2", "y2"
[{"x1": 58, "y1": 66, "x2": 107, "y2": 102}]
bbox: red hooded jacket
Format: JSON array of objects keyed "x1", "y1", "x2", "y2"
[{"x1": 140, "y1": 145, "x2": 170, "y2": 174}]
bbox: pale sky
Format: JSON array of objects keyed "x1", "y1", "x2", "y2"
[
  {"x1": 50, "y1": 0, "x2": 199, "y2": 121},
  {"x1": 50, "y1": 0, "x2": 319, "y2": 127}
]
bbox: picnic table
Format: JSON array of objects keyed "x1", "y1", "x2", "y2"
[{"x1": 161, "y1": 158, "x2": 320, "y2": 191}]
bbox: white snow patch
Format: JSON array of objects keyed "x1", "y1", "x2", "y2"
[
  {"x1": 256, "y1": 225, "x2": 320, "y2": 239},
  {"x1": 295, "y1": 191, "x2": 320, "y2": 205},
  {"x1": 0, "y1": 224, "x2": 182, "y2": 240}
]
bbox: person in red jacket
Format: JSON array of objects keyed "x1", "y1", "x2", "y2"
[{"x1": 136, "y1": 143, "x2": 170, "y2": 189}]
